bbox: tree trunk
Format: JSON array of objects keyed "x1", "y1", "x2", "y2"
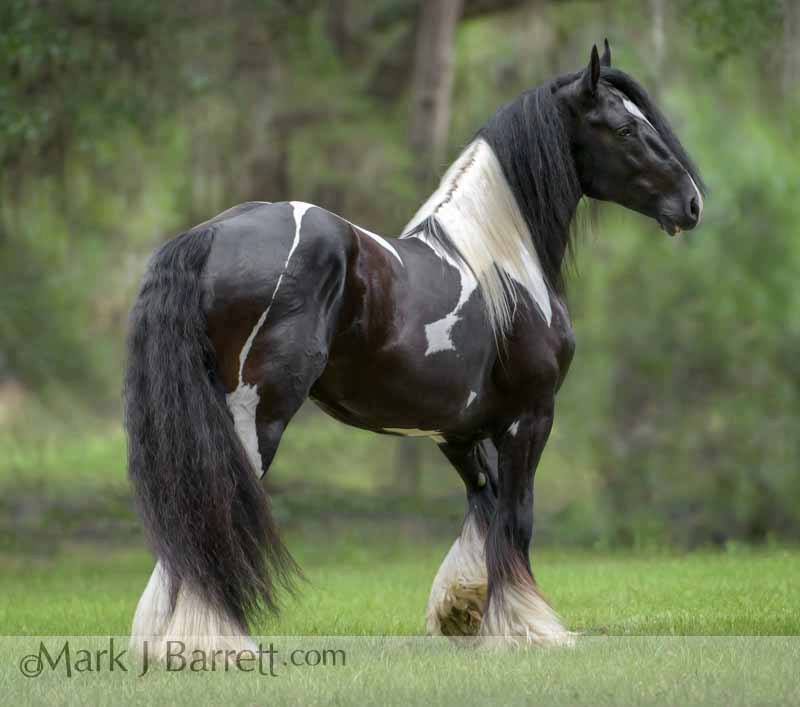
[
  {"x1": 325, "y1": 0, "x2": 357, "y2": 63},
  {"x1": 783, "y1": 0, "x2": 800, "y2": 101},
  {"x1": 409, "y1": 0, "x2": 464, "y2": 187},
  {"x1": 394, "y1": 0, "x2": 463, "y2": 495}
]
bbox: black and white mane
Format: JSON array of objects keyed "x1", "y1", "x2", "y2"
[{"x1": 406, "y1": 67, "x2": 705, "y2": 338}]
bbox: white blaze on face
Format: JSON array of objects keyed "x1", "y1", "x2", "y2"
[
  {"x1": 689, "y1": 175, "x2": 704, "y2": 222},
  {"x1": 621, "y1": 97, "x2": 655, "y2": 131},
  {"x1": 622, "y1": 97, "x2": 703, "y2": 224}
]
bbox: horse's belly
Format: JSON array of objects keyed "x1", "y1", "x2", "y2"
[{"x1": 310, "y1": 343, "x2": 494, "y2": 436}]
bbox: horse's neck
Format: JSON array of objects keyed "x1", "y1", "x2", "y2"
[{"x1": 403, "y1": 138, "x2": 573, "y2": 329}]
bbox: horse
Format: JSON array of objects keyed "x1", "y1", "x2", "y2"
[{"x1": 125, "y1": 42, "x2": 704, "y2": 657}]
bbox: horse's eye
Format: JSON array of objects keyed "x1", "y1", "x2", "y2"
[{"x1": 617, "y1": 126, "x2": 633, "y2": 138}]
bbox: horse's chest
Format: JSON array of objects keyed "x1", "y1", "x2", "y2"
[{"x1": 495, "y1": 295, "x2": 575, "y2": 397}]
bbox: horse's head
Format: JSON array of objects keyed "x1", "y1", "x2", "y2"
[{"x1": 557, "y1": 41, "x2": 704, "y2": 235}]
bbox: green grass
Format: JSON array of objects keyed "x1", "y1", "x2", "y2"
[
  {"x1": 3, "y1": 533, "x2": 799, "y2": 637},
  {"x1": 3, "y1": 634, "x2": 799, "y2": 707},
  {"x1": 2, "y1": 417, "x2": 798, "y2": 704},
  {"x1": 2, "y1": 533, "x2": 799, "y2": 705}
]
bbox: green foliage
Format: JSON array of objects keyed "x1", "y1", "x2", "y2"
[
  {"x1": 562, "y1": 69, "x2": 800, "y2": 545},
  {"x1": 0, "y1": 0, "x2": 177, "y2": 170},
  {"x1": 680, "y1": 0, "x2": 784, "y2": 63},
  {"x1": 1, "y1": 0, "x2": 798, "y2": 546}
]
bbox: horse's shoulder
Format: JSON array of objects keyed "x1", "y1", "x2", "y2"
[{"x1": 494, "y1": 294, "x2": 575, "y2": 396}]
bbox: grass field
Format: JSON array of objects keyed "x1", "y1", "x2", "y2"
[
  {"x1": 2, "y1": 529, "x2": 799, "y2": 705},
  {"x1": 3, "y1": 533, "x2": 800, "y2": 637},
  {"x1": 2, "y1": 417, "x2": 799, "y2": 704}
]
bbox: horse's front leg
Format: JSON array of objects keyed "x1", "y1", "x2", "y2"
[
  {"x1": 426, "y1": 440, "x2": 497, "y2": 637},
  {"x1": 480, "y1": 401, "x2": 572, "y2": 646}
]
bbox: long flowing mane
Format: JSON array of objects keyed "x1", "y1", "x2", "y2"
[
  {"x1": 403, "y1": 82, "x2": 580, "y2": 338},
  {"x1": 479, "y1": 84, "x2": 582, "y2": 294},
  {"x1": 403, "y1": 67, "x2": 706, "y2": 342}
]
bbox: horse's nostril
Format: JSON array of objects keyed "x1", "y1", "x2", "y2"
[{"x1": 689, "y1": 196, "x2": 699, "y2": 219}]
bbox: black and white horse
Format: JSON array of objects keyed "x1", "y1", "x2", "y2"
[{"x1": 125, "y1": 43, "x2": 704, "y2": 656}]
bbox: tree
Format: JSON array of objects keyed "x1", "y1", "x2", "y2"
[
  {"x1": 409, "y1": 0, "x2": 465, "y2": 185},
  {"x1": 783, "y1": 0, "x2": 800, "y2": 101}
]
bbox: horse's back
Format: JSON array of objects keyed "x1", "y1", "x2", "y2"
[{"x1": 203, "y1": 201, "x2": 351, "y2": 279}]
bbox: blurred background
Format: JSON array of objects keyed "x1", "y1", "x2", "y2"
[{"x1": 1, "y1": 0, "x2": 799, "y2": 556}]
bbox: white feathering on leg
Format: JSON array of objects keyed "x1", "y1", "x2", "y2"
[
  {"x1": 479, "y1": 576, "x2": 574, "y2": 648},
  {"x1": 426, "y1": 515, "x2": 488, "y2": 637},
  {"x1": 130, "y1": 562, "x2": 257, "y2": 661},
  {"x1": 130, "y1": 561, "x2": 172, "y2": 651}
]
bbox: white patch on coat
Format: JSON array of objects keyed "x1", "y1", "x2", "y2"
[
  {"x1": 235, "y1": 201, "x2": 310, "y2": 379},
  {"x1": 465, "y1": 390, "x2": 477, "y2": 408},
  {"x1": 226, "y1": 385, "x2": 262, "y2": 474},
  {"x1": 351, "y1": 223, "x2": 403, "y2": 265},
  {"x1": 427, "y1": 515, "x2": 488, "y2": 637},
  {"x1": 225, "y1": 201, "x2": 311, "y2": 478},
  {"x1": 410, "y1": 235, "x2": 479, "y2": 355},
  {"x1": 130, "y1": 561, "x2": 256, "y2": 662},
  {"x1": 622, "y1": 97, "x2": 656, "y2": 130},
  {"x1": 424, "y1": 315, "x2": 461, "y2": 356},
  {"x1": 508, "y1": 420, "x2": 520, "y2": 436},
  {"x1": 384, "y1": 427, "x2": 444, "y2": 444},
  {"x1": 403, "y1": 138, "x2": 552, "y2": 336}
]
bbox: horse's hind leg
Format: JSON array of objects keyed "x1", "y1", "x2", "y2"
[
  {"x1": 426, "y1": 441, "x2": 497, "y2": 637},
  {"x1": 226, "y1": 310, "x2": 333, "y2": 481},
  {"x1": 135, "y1": 313, "x2": 332, "y2": 655}
]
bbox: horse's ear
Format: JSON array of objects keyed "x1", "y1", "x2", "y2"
[
  {"x1": 600, "y1": 38, "x2": 611, "y2": 67},
  {"x1": 580, "y1": 45, "x2": 601, "y2": 97}
]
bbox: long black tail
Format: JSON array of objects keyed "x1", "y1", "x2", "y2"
[{"x1": 124, "y1": 227, "x2": 296, "y2": 632}]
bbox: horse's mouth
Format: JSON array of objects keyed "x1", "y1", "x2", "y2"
[{"x1": 658, "y1": 218, "x2": 683, "y2": 237}]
